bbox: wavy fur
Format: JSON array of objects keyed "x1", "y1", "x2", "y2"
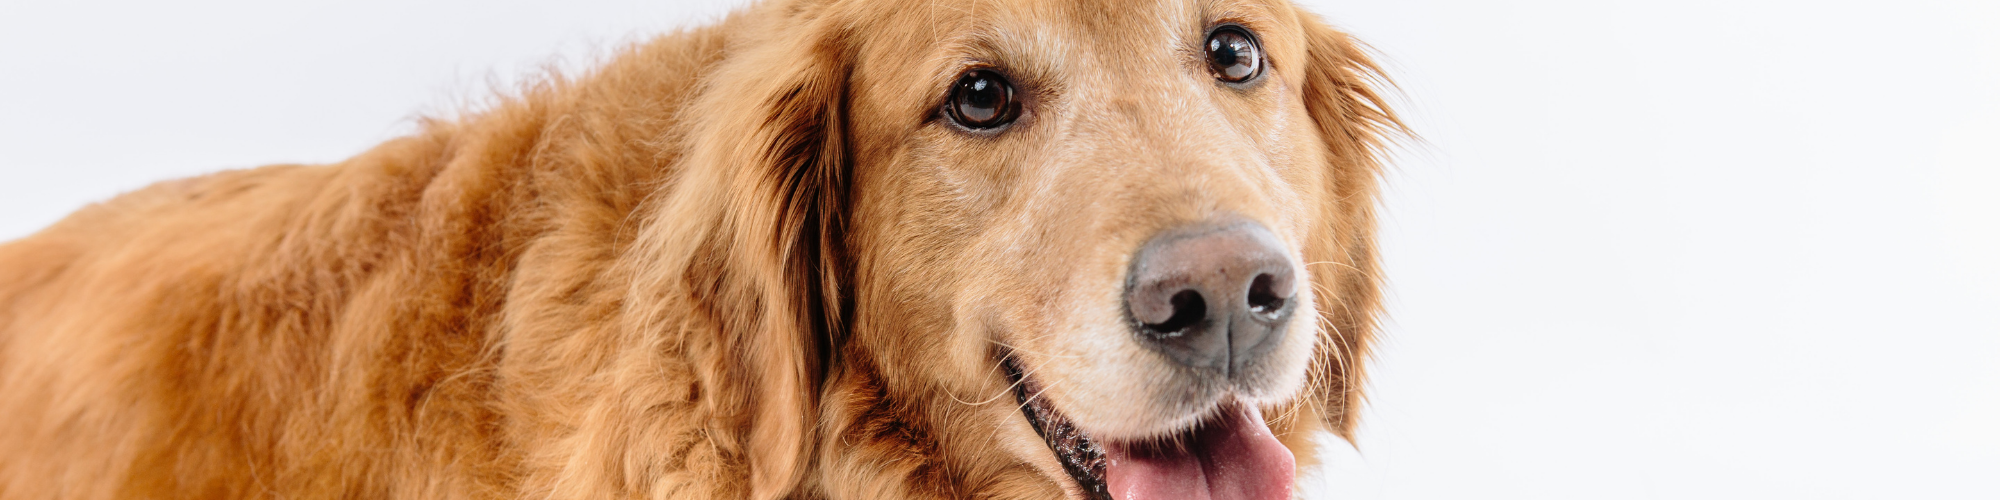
[{"x1": 0, "y1": 0, "x2": 1400, "y2": 498}]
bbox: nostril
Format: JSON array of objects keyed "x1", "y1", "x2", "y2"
[
  {"x1": 1143, "y1": 289, "x2": 1207, "y2": 337},
  {"x1": 1126, "y1": 219, "x2": 1295, "y2": 372},
  {"x1": 1246, "y1": 273, "x2": 1287, "y2": 318}
]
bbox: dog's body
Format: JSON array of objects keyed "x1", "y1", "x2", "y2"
[{"x1": 0, "y1": 0, "x2": 1398, "y2": 498}]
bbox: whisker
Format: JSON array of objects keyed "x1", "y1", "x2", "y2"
[
  {"x1": 1302, "y1": 260, "x2": 1362, "y2": 273},
  {"x1": 1303, "y1": 259, "x2": 1381, "y2": 281},
  {"x1": 1309, "y1": 281, "x2": 1361, "y2": 328},
  {"x1": 947, "y1": 348, "x2": 1055, "y2": 408},
  {"x1": 1316, "y1": 312, "x2": 1352, "y2": 379},
  {"x1": 984, "y1": 337, "x2": 1085, "y2": 360},
  {"x1": 948, "y1": 363, "x2": 1028, "y2": 407},
  {"x1": 1010, "y1": 357, "x2": 1065, "y2": 415}
]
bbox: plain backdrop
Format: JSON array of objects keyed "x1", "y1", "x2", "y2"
[{"x1": 3, "y1": 1, "x2": 1995, "y2": 498}]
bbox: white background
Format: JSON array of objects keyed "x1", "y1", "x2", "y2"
[{"x1": 2, "y1": 1, "x2": 1995, "y2": 498}]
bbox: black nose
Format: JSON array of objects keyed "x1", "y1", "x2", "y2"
[{"x1": 1125, "y1": 220, "x2": 1297, "y2": 375}]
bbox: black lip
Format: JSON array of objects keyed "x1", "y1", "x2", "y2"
[{"x1": 1004, "y1": 358, "x2": 1110, "y2": 500}]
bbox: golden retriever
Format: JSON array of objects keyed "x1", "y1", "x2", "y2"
[{"x1": 0, "y1": 0, "x2": 1400, "y2": 498}]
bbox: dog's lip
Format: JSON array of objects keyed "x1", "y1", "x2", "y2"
[
  {"x1": 1003, "y1": 356, "x2": 1296, "y2": 500},
  {"x1": 1003, "y1": 357, "x2": 1111, "y2": 499}
]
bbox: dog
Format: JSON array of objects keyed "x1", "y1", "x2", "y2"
[{"x1": 0, "y1": 0, "x2": 1399, "y2": 498}]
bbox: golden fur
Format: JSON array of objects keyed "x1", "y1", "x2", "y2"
[{"x1": 0, "y1": 0, "x2": 1399, "y2": 498}]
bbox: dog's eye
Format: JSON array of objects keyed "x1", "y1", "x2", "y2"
[
  {"x1": 1206, "y1": 26, "x2": 1263, "y2": 84},
  {"x1": 947, "y1": 69, "x2": 1019, "y2": 130}
]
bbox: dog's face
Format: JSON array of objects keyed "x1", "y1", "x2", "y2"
[
  {"x1": 796, "y1": 0, "x2": 1390, "y2": 497},
  {"x1": 670, "y1": 0, "x2": 1389, "y2": 497},
  {"x1": 846, "y1": 0, "x2": 1321, "y2": 425}
]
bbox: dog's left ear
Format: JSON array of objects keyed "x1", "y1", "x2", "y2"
[
  {"x1": 1289, "y1": 8, "x2": 1406, "y2": 443},
  {"x1": 636, "y1": 10, "x2": 854, "y2": 499},
  {"x1": 722, "y1": 28, "x2": 854, "y2": 500}
]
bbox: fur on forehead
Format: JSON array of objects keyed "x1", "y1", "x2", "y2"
[{"x1": 834, "y1": 0, "x2": 1313, "y2": 103}]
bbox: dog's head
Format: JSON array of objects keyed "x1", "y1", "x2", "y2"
[{"x1": 655, "y1": 0, "x2": 1398, "y2": 497}]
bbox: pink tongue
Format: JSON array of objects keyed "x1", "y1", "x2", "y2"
[{"x1": 1102, "y1": 404, "x2": 1294, "y2": 500}]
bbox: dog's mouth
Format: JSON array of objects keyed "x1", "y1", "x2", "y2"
[{"x1": 1003, "y1": 359, "x2": 1296, "y2": 500}]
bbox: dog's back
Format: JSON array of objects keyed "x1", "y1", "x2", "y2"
[
  {"x1": 0, "y1": 19, "x2": 735, "y2": 496},
  {"x1": 0, "y1": 147, "x2": 462, "y2": 498}
]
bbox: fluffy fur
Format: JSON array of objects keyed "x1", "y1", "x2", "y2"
[{"x1": 0, "y1": 0, "x2": 1399, "y2": 498}]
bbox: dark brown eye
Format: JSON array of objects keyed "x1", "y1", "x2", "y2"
[
  {"x1": 947, "y1": 69, "x2": 1019, "y2": 130},
  {"x1": 1206, "y1": 26, "x2": 1263, "y2": 83}
]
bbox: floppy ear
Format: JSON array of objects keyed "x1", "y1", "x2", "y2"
[
  {"x1": 718, "y1": 29, "x2": 855, "y2": 500},
  {"x1": 630, "y1": 10, "x2": 854, "y2": 499},
  {"x1": 1292, "y1": 11, "x2": 1405, "y2": 442}
]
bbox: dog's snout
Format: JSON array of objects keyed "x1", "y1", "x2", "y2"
[{"x1": 1125, "y1": 220, "x2": 1297, "y2": 375}]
